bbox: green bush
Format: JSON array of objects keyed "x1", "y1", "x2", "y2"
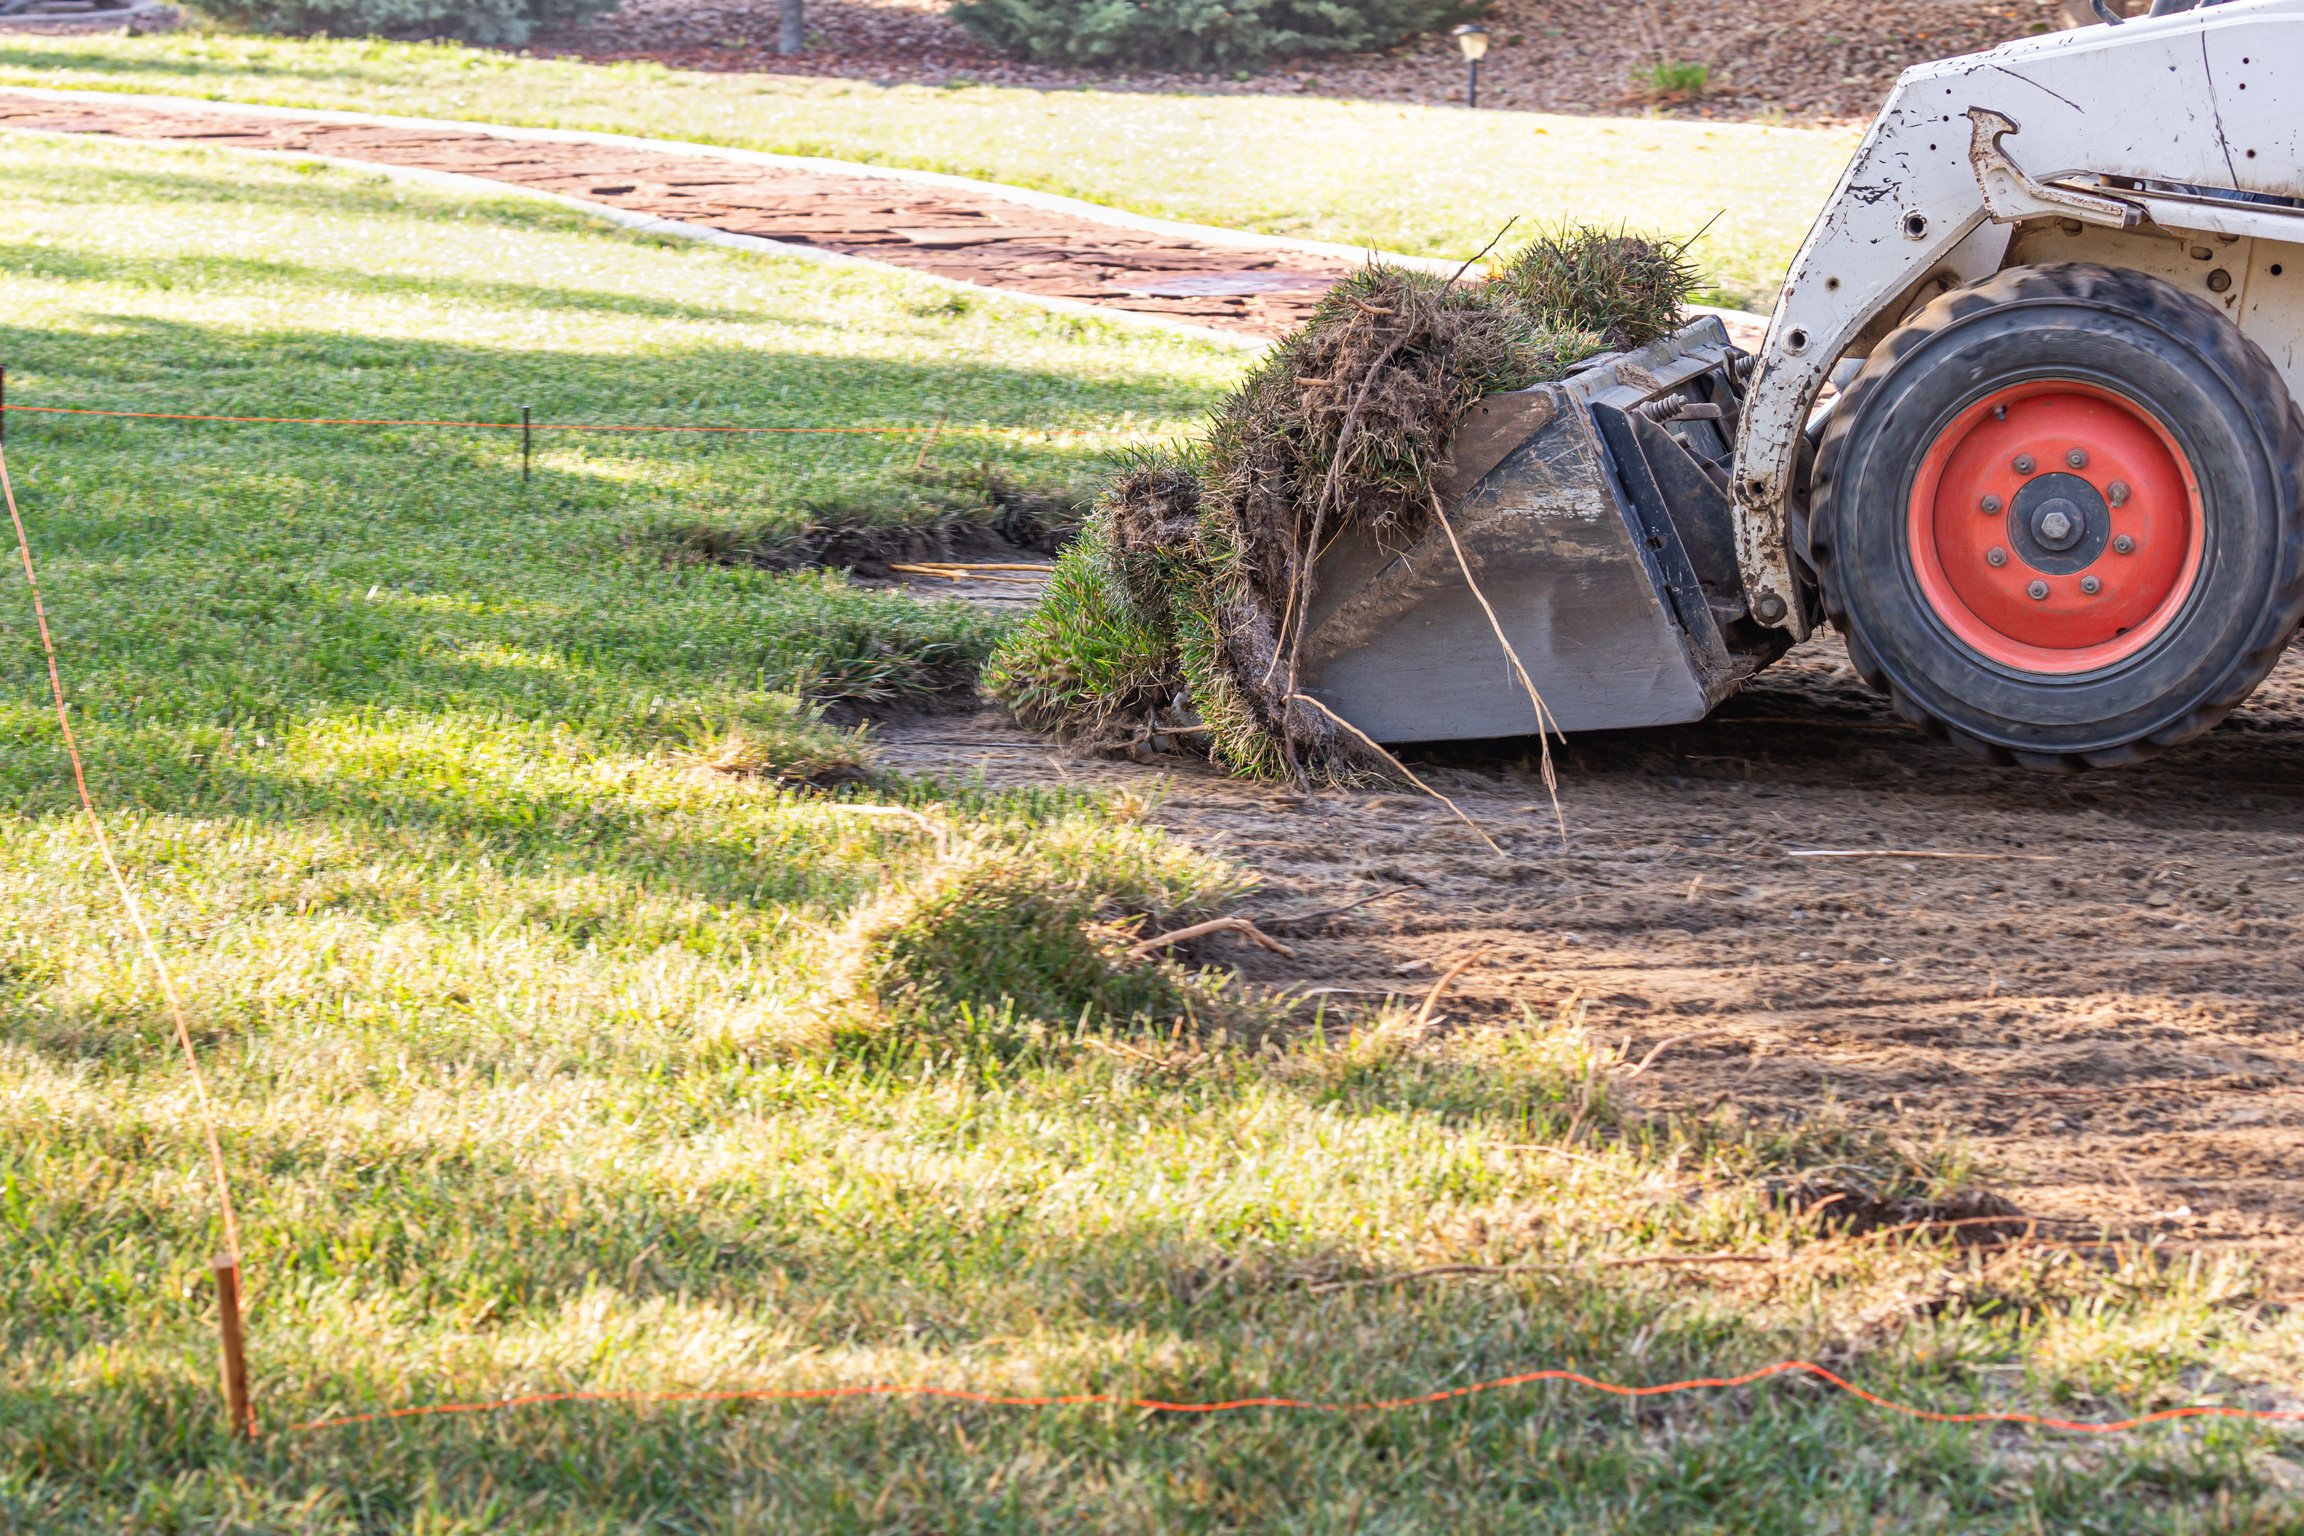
[
  {"x1": 951, "y1": 0, "x2": 1483, "y2": 72},
  {"x1": 193, "y1": 0, "x2": 612, "y2": 47}
]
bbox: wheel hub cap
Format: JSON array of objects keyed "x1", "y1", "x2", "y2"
[
  {"x1": 2009, "y1": 473, "x2": 2109, "y2": 570},
  {"x1": 1906, "y1": 382, "x2": 2205, "y2": 675}
]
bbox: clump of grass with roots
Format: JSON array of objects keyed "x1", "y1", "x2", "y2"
[{"x1": 983, "y1": 228, "x2": 1696, "y2": 782}]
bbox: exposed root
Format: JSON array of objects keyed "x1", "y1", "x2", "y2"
[
  {"x1": 1126, "y1": 915, "x2": 1297, "y2": 960},
  {"x1": 1430, "y1": 488, "x2": 1566, "y2": 839},
  {"x1": 1409, "y1": 945, "x2": 1488, "y2": 1034},
  {"x1": 817, "y1": 802, "x2": 956, "y2": 858},
  {"x1": 1263, "y1": 885, "x2": 1412, "y2": 929},
  {"x1": 1620, "y1": 1029, "x2": 1735, "y2": 1080}
]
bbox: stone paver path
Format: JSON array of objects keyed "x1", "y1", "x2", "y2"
[{"x1": 0, "y1": 91, "x2": 1374, "y2": 339}]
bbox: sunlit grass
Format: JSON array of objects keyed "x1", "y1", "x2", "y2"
[
  {"x1": 0, "y1": 31, "x2": 1861, "y2": 306},
  {"x1": 0, "y1": 132, "x2": 2299, "y2": 1531}
]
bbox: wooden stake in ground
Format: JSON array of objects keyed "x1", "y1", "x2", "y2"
[
  {"x1": 213, "y1": 1256, "x2": 255, "y2": 1439},
  {"x1": 1, "y1": 441, "x2": 254, "y2": 1440}
]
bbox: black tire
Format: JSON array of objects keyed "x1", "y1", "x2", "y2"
[{"x1": 1809, "y1": 262, "x2": 2304, "y2": 770}]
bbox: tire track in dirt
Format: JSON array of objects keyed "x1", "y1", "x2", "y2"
[{"x1": 878, "y1": 639, "x2": 2304, "y2": 1284}]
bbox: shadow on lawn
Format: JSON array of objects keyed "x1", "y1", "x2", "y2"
[
  {"x1": 25, "y1": 1353, "x2": 2247, "y2": 1534},
  {"x1": 0, "y1": 308, "x2": 1195, "y2": 434},
  {"x1": 0, "y1": 306, "x2": 1188, "y2": 899},
  {"x1": 11, "y1": 1078, "x2": 2274, "y2": 1530},
  {"x1": 12, "y1": 1045, "x2": 1980, "y2": 1464}
]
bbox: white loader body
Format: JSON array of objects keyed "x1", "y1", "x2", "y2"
[{"x1": 1734, "y1": 0, "x2": 2304, "y2": 636}]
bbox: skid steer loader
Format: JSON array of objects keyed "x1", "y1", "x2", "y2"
[{"x1": 1298, "y1": 0, "x2": 2304, "y2": 769}]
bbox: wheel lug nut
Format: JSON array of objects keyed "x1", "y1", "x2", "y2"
[
  {"x1": 1981, "y1": 493, "x2": 2004, "y2": 514},
  {"x1": 2107, "y1": 481, "x2": 2131, "y2": 508},
  {"x1": 2080, "y1": 575, "x2": 2102, "y2": 595},
  {"x1": 2014, "y1": 453, "x2": 2037, "y2": 474},
  {"x1": 2067, "y1": 448, "x2": 2089, "y2": 469},
  {"x1": 1987, "y1": 546, "x2": 2009, "y2": 567},
  {"x1": 2113, "y1": 534, "x2": 2136, "y2": 554},
  {"x1": 2027, "y1": 579, "x2": 2050, "y2": 600}
]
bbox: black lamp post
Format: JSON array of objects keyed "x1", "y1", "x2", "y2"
[{"x1": 1452, "y1": 24, "x2": 1489, "y2": 108}]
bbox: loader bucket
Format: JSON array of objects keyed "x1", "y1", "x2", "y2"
[{"x1": 1292, "y1": 316, "x2": 1788, "y2": 743}]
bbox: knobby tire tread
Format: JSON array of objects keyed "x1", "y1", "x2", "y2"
[{"x1": 1809, "y1": 263, "x2": 2304, "y2": 770}]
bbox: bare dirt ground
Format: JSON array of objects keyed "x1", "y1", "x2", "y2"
[
  {"x1": 877, "y1": 635, "x2": 2304, "y2": 1289},
  {"x1": 543, "y1": 0, "x2": 2069, "y2": 125}
]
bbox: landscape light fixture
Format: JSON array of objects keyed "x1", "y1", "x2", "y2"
[{"x1": 1452, "y1": 24, "x2": 1489, "y2": 108}]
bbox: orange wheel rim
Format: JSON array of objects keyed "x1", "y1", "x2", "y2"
[{"x1": 1906, "y1": 381, "x2": 2205, "y2": 675}]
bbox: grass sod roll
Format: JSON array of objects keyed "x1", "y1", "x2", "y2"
[{"x1": 984, "y1": 228, "x2": 1697, "y2": 779}]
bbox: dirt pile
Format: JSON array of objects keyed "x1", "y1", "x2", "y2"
[{"x1": 983, "y1": 229, "x2": 1694, "y2": 781}]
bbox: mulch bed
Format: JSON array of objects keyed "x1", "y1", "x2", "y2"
[
  {"x1": 0, "y1": 91, "x2": 1374, "y2": 338},
  {"x1": 539, "y1": 0, "x2": 2069, "y2": 125}
]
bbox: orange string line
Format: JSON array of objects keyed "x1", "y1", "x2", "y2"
[
  {"x1": 0, "y1": 442, "x2": 243, "y2": 1266},
  {"x1": 286, "y1": 1361, "x2": 2304, "y2": 1438}
]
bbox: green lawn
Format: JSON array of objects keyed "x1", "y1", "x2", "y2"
[
  {"x1": 2, "y1": 130, "x2": 2300, "y2": 1532},
  {"x1": 0, "y1": 32, "x2": 1862, "y2": 307}
]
